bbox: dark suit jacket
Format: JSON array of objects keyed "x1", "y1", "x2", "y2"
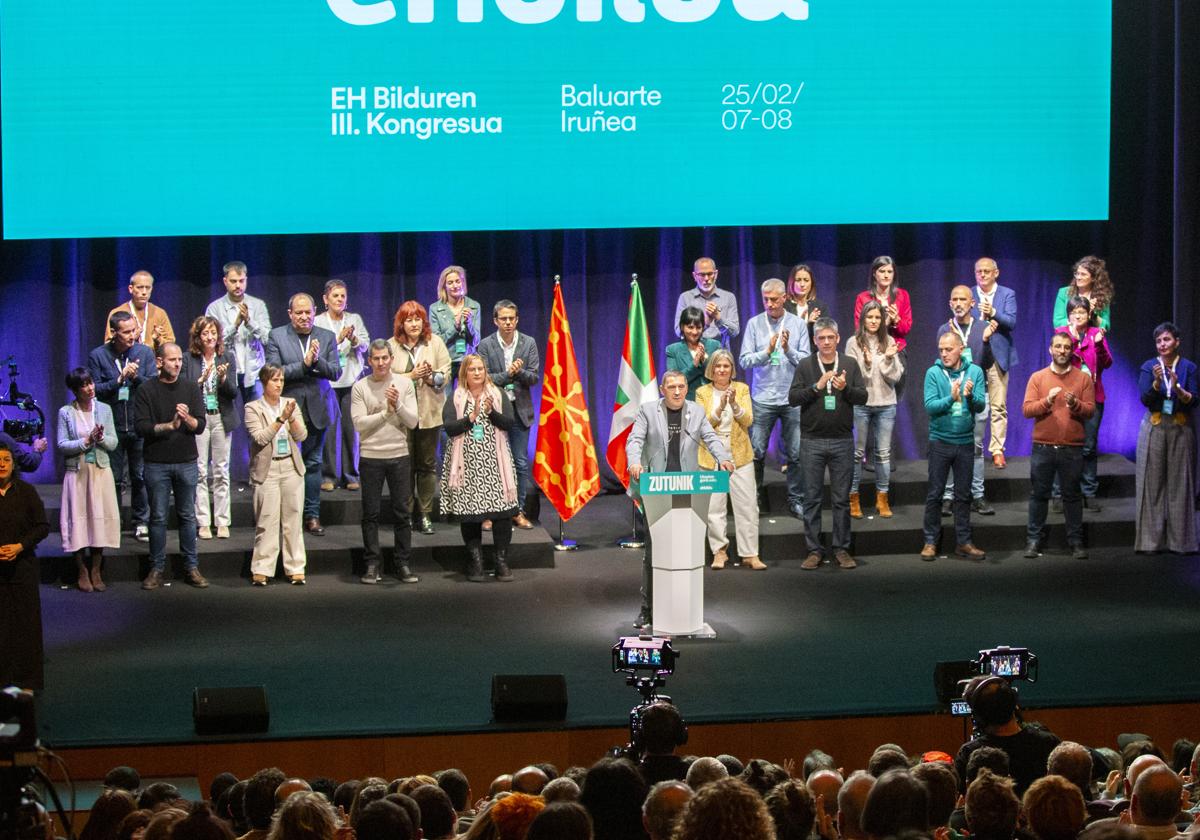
[
  {"x1": 265, "y1": 325, "x2": 341, "y2": 429},
  {"x1": 972, "y1": 284, "x2": 1019, "y2": 372},
  {"x1": 477, "y1": 332, "x2": 541, "y2": 428},
  {"x1": 180, "y1": 351, "x2": 240, "y2": 431}
]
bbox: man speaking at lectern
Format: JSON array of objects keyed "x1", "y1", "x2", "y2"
[{"x1": 627, "y1": 370, "x2": 734, "y2": 631}]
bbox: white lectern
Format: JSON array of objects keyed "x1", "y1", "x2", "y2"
[{"x1": 638, "y1": 471, "x2": 729, "y2": 638}]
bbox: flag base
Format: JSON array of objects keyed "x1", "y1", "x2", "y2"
[
  {"x1": 553, "y1": 539, "x2": 579, "y2": 551},
  {"x1": 618, "y1": 537, "x2": 645, "y2": 549}
]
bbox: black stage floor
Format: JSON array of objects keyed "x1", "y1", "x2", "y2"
[{"x1": 30, "y1": 457, "x2": 1200, "y2": 748}]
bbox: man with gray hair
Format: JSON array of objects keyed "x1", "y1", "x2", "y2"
[
  {"x1": 788, "y1": 317, "x2": 867, "y2": 569},
  {"x1": 739, "y1": 278, "x2": 812, "y2": 517},
  {"x1": 686, "y1": 757, "x2": 729, "y2": 790},
  {"x1": 642, "y1": 780, "x2": 693, "y2": 840},
  {"x1": 838, "y1": 771, "x2": 876, "y2": 840}
]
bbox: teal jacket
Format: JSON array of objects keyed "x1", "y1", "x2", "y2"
[{"x1": 923, "y1": 359, "x2": 987, "y2": 445}]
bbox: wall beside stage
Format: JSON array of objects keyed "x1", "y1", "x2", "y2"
[{"x1": 0, "y1": 1, "x2": 1193, "y2": 490}]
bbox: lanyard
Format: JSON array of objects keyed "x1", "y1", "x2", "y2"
[
  {"x1": 943, "y1": 367, "x2": 966, "y2": 392},
  {"x1": 819, "y1": 355, "x2": 838, "y2": 394},
  {"x1": 298, "y1": 334, "x2": 312, "y2": 358},
  {"x1": 1163, "y1": 357, "x2": 1179, "y2": 399},
  {"x1": 114, "y1": 355, "x2": 126, "y2": 378},
  {"x1": 950, "y1": 318, "x2": 973, "y2": 345}
]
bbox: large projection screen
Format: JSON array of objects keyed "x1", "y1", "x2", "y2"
[{"x1": 0, "y1": 0, "x2": 1110, "y2": 239}]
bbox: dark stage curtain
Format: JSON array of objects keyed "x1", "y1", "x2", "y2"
[{"x1": 0, "y1": 1, "x2": 1194, "y2": 493}]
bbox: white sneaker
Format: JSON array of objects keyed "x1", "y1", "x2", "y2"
[
  {"x1": 216, "y1": 526, "x2": 230, "y2": 539},
  {"x1": 134, "y1": 525, "x2": 149, "y2": 543},
  {"x1": 198, "y1": 526, "x2": 213, "y2": 540}
]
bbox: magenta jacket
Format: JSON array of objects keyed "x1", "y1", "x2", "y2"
[{"x1": 1055, "y1": 325, "x2": 1112, "y2": 403}]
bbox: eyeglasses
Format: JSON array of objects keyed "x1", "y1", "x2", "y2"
[{"x1": 694, "y1": 271, "x2": 716, "y2": 278}]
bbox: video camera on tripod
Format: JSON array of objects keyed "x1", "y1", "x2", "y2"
[
  {"x1": 610, "y1": 636, "x2": 679, "y2": 761},
  {"x1": 0, "y1": 357, "x2": 45, "y2": 445},
  {"x1": 934, "y1": 645, "x2": 1038, "y2": 728}
]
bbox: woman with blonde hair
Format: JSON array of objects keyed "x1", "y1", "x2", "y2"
[
  {"x1": 695, "y1": 349, "x2": 762, "y2": 570},
  {"x1": 441, "y1": 354, "x2": 520, "y2": 582},
  {"x1": 429, "y1": 265, "x2": 481, "y2": 383}
]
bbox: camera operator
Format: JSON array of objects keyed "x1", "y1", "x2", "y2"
[
  {"x1": 0, "y1": 428, "x2": 47, "y2": 477},
  {"x1": 637, "y1": 702, "x2": 690, "y2": 785},
  {"x1": 954, "y1": 676, "x2": 1060, "y2": 797},
  {"x1": 0, "y1": 442, "x2": 51, "y2": 690}
]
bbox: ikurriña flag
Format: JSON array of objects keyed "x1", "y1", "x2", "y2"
[
  {"x1": 533, "y1": 280, "x2": 601, "y2": 521},
  {"x1": 605, "y1": 278, "x2": 658, "y2": 486}
]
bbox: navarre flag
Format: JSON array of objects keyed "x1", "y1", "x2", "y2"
[
  {"x1": 605, "y1": 279, "x2": 658, "y2": 486},
  {"x1": 533, "y1": 281, "x2": 602, "y2": 521}
]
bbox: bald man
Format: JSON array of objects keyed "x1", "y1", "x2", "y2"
[
  {"x1": 105, "y1": 270, "x2": 176, "y2": 353},
  {"x1": 266, "y1": 293, "x2": 341, "y2": 535},
  {"x1": 643, "y1": 780, "x2": 693, "y2": 840},
  {"x1": 971, "y1": 258, "x2": 1018, "y2": 467},
  {"x1": 837, "y1": 772, "x2": 876, "y2": 840}
]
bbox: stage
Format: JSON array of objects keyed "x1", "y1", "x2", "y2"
[{"x1": 31, "y1": 456, "x2": 1200, "y2": 751}]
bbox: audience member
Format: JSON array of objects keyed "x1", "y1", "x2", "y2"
[
  {"x1": 764, "y1": 779, "x2": 816, "y2": 840},
  {"x1": 489, "y1": 792, "x2": 544, "y2": 840},
  {"x1": 543, "y1": 777, "x2": 582, "y2": 803},
  {"x1": 105, "y1": 766, "x2": 142, "y2": 793},
  {"x1": 672, "y1": 777, "x2": 774, "y2": 840},
  {"x1": 1023, "y1": 775, "x2": 1088, "y2": 840},
  {"x1": 739, "y1": 759, "x2": 789, "y2": 796},
  {"x1": 172, "y1": 804, "x2": 235, "y2": 840},
  {"x1": 965, "y1": 769, "x2": 1020, "y2": 840},
  {"x1": 268, "y1": 792, "x2": 340, "y2": 840},
  {"x1": 409, "y1": 784, "x2": 456, "y2": 840},
  {"x1": 684, "y1": 758, "x2": 728, "y2": 791},
  {"x1": 241, "y1": 769, "x2": 287, "y2": 840},
  {"x1": 641, "y1": 781, "x2": 691, "y2": 840},
  {"x1": 511, "y1": 765, "x2": 550, "y2": 795},
  {"x1": 526, "y1": 801, "x2": 594, "y2": 840},
  {"x1": 836, "y1": 771, "x2": 876, "y2": 840},
  {"x1": 81, "y1": 790, "x2": 138, "y2": 840},
  {"x1": 579, "y1": 757, "x2": 648, "y2": 840},
  {"x1": 861, "y1": 769, "x2": 928, "y2": 839},
  {"x1": 911, "y1": 761, "x2": 958, "y2": 830}
]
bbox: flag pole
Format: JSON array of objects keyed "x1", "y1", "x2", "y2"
[
  {"x1": 548, "y1": 275, "x2": 580, "y2": 552},
  {"x1": 618, "y1": 273, "x2": 646, "y2": 550}
]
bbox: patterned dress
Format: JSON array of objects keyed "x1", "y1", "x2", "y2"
[{"x1": 440, "y1": 393, "x2": 518, "y2": 522}]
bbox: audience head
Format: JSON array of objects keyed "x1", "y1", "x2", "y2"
[
  {"x1": 641, "y1": 780, "x2": 692, "y2": 840},
  {"x1": 143, "y1": 809, "x2": 188, "y2": 840},
  {"x1": 867, "y1": 748, "x2": 909, "y2": 778},
  {"x1": 672, "y1": 777, "x2": 774, "y2": 840},
  {"x1": 382, "y1": 794, "x2": 420, "y2": 840},
  {"x1": 715, "y1": 755, "x2": 744, "y2": 777},
  {"x1": 351, "y1": 799, "x2": 411, "y2": 840},
  {"x1": 409, "y1": 784, "x2": 455, "y2": 839},
  {"x1": 965, "y1": 746, "x2": 1011, "y2": 791},
  {"x1": 684, "y1": 757, "x2": 728, "y2": 791},
  {"x1": 172, "y1": 804, "x2": 234, "y2": 840},
  {"x1": 578, "y1": 757, "x2": 648, "y2": 840},
  {"x1": 1123, "y1": 753, "x2": 1167, "y2": 798},
  {"x1": 435, "y1": 769, "x2": 470, "y2": 811},
  {"x1": 764, "y1": 779, "x2": 816, "y2": 840},
  {"x1": 275, "y1": 780, "x2": 312, "y2": 807},
  {"x1": 911, "y1": 761, "x2": 958, "y2": 829},
  {"x1": 394, "y1": 300, "x2": 432, "y2": 344},
  {"x1": 488, "y1": 774, "x2": 513, "y2": 798},
  {"x1": 139, "y1": 783, "x2": 184, "y2": 812},
  {"x1": 806, "y1": 769, "x2": 844, "y2": 817},
  {"x1": 488, "y1": 792, "x2": 544, "y2": 840},
  {"x1": 394, "y1": 775, "x2": 438, "y2": 797},
  {"x1": 1047, "y1": 741, "x2": 1093, "y2": 796},
  {"x1": 81, "y1": 789, "x2": 138, "y2": 840},
  {"x1": 331, "y1": 781, "x2": 360, "y2": 817},
  {"x1": 1129, "y1": 764, "x2": 1182, "y2": 827},
  {"x1": 116, "y1": 810, "x2": 153, "y2": 840},
  {"x1": 965, "y1": 769, "x2": 1020, "y2": 840},
  {"x1": 525, "y1": 801, "x2": 593, "y2": 840},
  {"x1": 349, "y1": 783, "x2": 389, "y2": 827},
  {"x1": 542, "y1": 777, "x2": 581, "y2": 803},
  {"x1": 861, "y1": 769, "x2": 928, "y2": 839},
  {"x1": 1022, "y1": 775, "x2": 1087, "y2": 840},
  {"x1": 1170, "y1": 739, "x2": 1194, "y2": 774},
  {"x1": 268, "y1": 791, "x2": 338, "y2": 840},
  {"x1": 224, "y1": 781, "x2": 249, "y2": 833},
  {"x1": 802, "y1": 749, "x2": 836, "y2": 780},
  {"x1": 1078, "y1": 824, "x2": 1141, "y2": 840},
  {"x1": 511, "y1": 765, "x2": 550, "y2": 795},
  {"x1": 209, "y1": 774, "x2": 238, "y2": 808},
  {"x1": 306, "y1": 779, "x2": 336, "y2": 803},
  {"x1": 837, "y1": 771, "x2": 876, "y2": 840},
  {"x1": 104, "y1": 766, "x2": 142, "y2": 793},
  {"x1": 243, "y1": 769, "x2": 287, "y2": 830},
  {"x1": 738, "y1": 758, "x2": 789, "y2": 796}
]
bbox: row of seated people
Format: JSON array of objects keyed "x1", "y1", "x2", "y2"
[{"x1": 68, "y1": 684, "x2": 1200, "y2": 840}]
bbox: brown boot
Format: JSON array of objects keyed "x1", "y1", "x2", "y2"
[
  {"x1": 90, "y1": 556, "x2": 106, "y2": 592},
  {"x1": 876, "y1": 491, "x2": 893, "y2": 518},
  {"x1": 849, "y1": 491, "x2": 863, "y2": 519},
  {"x1": 76, "y1": 555, "x2": 93, "y2": 592}
]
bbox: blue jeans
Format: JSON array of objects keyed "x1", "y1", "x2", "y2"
[
  {"x1": 750, "y1": 399, "x2": 804, "y2": 507},
  {"x1": 924, "y1": 440, "x2": 973, "y2": 546},
  {"x1": 109, "y1": 430, "x2": 148, "y2": 527},
  {"x1": 1052, "y1": 402, "x2": 1104, "y2": 498},
  {"x1": 801, "y1": 437, "x2": 855, "y2": 553},
  {"x1": 945, "y1": 405, "x2": 987, "y2": 501},
  {"x1": 145, "y1": 461, "x2": 199, "y2": 572},
  {"x1": 852, "y1": 404, "x2": 895, "y2": 493},
  {"x1": 508, "y1": 421, "x2": 532, "y2": 513},
  {"x1": 1028, "y1": 444, "x2": 1084, "y2": 545},
  {"x1": 301, "y1": 421, "x2": 326, "y2": 520}
]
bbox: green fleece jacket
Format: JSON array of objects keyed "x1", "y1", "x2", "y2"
[{"x1": 923, "y1": 359, "x2": 988, "y2": 445}]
